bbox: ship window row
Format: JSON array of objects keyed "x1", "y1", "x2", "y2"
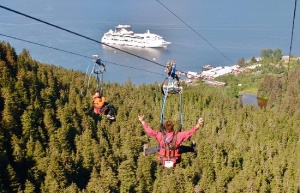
[{"x1": 104, "y1": 37, "x2": 147, "y2": 43}]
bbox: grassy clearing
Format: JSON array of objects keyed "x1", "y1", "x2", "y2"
[{"x1": 239, "y1": 86, "x2": 258, "y2": 95}]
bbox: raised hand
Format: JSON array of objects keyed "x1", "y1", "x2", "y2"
[
  {"x1": 138, "y1": 115, "x2": 145, "y2": 122},
  {"x1": 198, "y1": 118, "x2": 204, "y2": 127}
]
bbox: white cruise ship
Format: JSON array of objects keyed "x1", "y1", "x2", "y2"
[{"x1": 101, "y1": 24, "x2": 171, "y2": 48}]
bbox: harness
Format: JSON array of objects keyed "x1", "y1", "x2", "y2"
[
  {"x1": 157, "y1": 61, "x2": 184, "y2": 168},
  {"x1": 85, "y1": 55, "x2": 111, "y2": 116},
  {"x1": 159, "y1": 132, "x2": 181, "y2": 168}
]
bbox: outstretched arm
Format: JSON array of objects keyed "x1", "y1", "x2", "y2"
[
  {"x1": 138, "y1": 115, "x2": 159, "y2": 139},
  {"x1": 178, "y1": 118, "x2": 205, "y2": 142}
]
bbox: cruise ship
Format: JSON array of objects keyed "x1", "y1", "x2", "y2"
[{"x1": 101, "y1": 25, "x2": 171, "y2": 48}]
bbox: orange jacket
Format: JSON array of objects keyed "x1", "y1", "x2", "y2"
[{"x1": 93, "y1": 96, "x2": 106, "y2": 108}]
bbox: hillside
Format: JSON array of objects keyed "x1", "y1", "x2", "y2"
[{"x1": 1, "y1": 41, "x2": 300, "y2": 192}]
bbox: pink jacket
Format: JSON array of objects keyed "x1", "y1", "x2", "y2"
[{"x1": 142, "y1": 123, "x2": 199, "y2": 152}]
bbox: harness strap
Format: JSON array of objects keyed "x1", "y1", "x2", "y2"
[
  {"x1": 161, "y1": 132, "x2": 179, "y2": 153},
  {"x1": 92, "y1": 56, "x2": 106, "y2": 94},
  {"x1": 96, "y1": 71, "x2": 104, "y2": 95},
  {"x1": 179, "y1": 93, "x2": 182, "y2": 131},
  {"x1": 160, "y1": 78, "x2": 169, "y2": 124},
  {"x1": 162, "y1": 132, "x2": 176, "y2": 149},
  {"x1": 160, "y1": 61, "x2": 183, "y2": 125},
  {"x1": 160, "y1": 76, "x2": 182, "y2": 124}
]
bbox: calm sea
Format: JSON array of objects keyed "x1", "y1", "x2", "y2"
[{"x1": 0, "y1": 0, "x2": 299, "y2": 85}]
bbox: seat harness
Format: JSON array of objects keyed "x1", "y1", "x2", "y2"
[
  {"x1": 158, "y1": 131, "x2": 181, "y2": 168},
  {"x1": 158, "y1": 60, "x2": 183, "y2": 168}
]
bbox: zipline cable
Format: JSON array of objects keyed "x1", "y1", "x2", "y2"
[
  {"x1": 287, "y1": 0, "x2": 298, "y2": 83},
  {"x1": 0, "y1": 33, "x2": 165, "y2": 76},
  {"x1": 0, "y1": 33, "x2": 91, "y2": 59},
  {"x1": 156, "y1": 0, "x2": 234, "y2": 64}
]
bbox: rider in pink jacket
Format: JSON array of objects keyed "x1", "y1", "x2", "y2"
[{"x1": 138, "y1": 115, "x2": 204, "y2": 159}]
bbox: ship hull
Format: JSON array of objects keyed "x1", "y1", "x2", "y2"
[
  {"x1": 101, "y1": 25, "x2": 171, "y2": 48},
  {"x1": 101, "y1": 37, "x2": 171, "y2": 48}
]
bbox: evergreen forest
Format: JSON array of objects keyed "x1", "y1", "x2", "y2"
[{"x1": 0, "y1": 41, "x2": 300, "y2": 192}]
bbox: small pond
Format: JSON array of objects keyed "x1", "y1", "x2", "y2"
[{"x1": 241, "y1": 93, "x2": 268, "y2": 108}]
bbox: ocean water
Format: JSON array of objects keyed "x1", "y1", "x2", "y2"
[{"x1": 0, "y1": 0, "x2": 299, "y2": 85}]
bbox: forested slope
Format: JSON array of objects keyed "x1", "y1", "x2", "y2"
[
  {"x1": 1, "y1": 41, "x2": 299, "y2": 192},
  {"x1": 258, "y1": 63, "x2": 300, "y2": 116}
]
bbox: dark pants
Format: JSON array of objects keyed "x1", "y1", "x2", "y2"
[
  {"x1": 178, "y1": 145, "x2": 194, "y2": 154},
  {"x1": 144, "y1": 145, "x2": 194, "y2": 155},
  {"x1": 100, "y1": 102, "x2": 117, "y2": 116},
  {"x1": 144, "y1": 145, "x2": 160, "y2": 155}
]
